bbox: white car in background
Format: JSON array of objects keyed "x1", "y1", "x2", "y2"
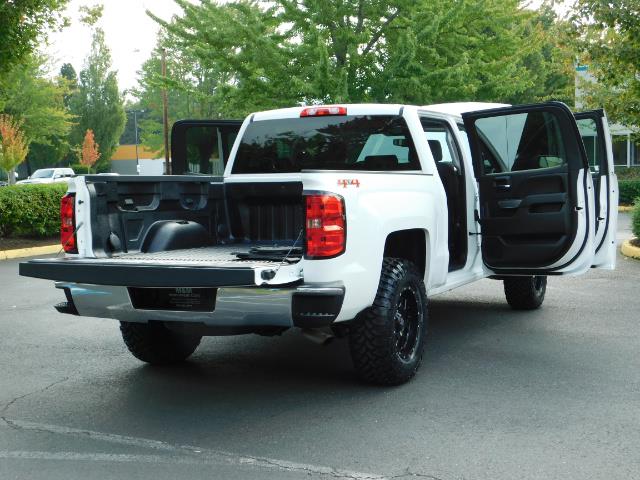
[{"x1": 17, "y1": 168, "x2": 75, "y2": 185}]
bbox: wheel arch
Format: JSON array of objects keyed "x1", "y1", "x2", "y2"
[{"x1": 383, "y1": 228, "x2": 431, "y2": 284}]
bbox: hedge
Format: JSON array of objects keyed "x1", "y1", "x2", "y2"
[
  {"x1": 619, "y1": 179, "x2": 640, "y2": 205},
  {"x1": 69, "y1": 163, "x2": 90, "y2": 174},
  {"x1": 615, "y1": 167, "x2": 640, "y2": 181},
  {"x1": 0, "y1": 183, "x2": 68, "y2": 237}
]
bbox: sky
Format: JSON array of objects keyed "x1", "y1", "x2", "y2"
[
  {"x1": 43, "y1": 0, "x2": 183, "y2": 93},
  {"x1": 43, "y1": 1, "x2": 573, "y2": 95}
]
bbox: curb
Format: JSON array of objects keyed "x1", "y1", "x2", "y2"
[
  {"x1": 0, "y1": 244, "x2": 60, "y2": 261},
  {"x1": 621, "y1": 239, "x2": 640, "y2": 260},
  {"x1": 619, "y1": 205, "x2": 634, "y2": 212}
]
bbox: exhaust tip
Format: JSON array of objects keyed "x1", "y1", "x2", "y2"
[{"x1": 54, "y1": 301, "x2": 78, "y2": 315}]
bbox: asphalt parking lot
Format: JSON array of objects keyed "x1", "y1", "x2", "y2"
[{"x1": 1, "y1": 214, "x2": 638, "y2": 480}]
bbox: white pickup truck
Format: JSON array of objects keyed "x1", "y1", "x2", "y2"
[{"x1": 20, "y1": 102, "x2": 618, "y2": 385}]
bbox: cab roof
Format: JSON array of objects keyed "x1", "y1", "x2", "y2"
[
  {"x1": 250, "y1": 102, "x2": 511, "y2": 121},
  {"x1": 421, "y1": 102, "x2": 510, "y2": 117}
]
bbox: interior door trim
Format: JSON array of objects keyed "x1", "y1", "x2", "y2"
[{"x1": 462, "y1": 102, "x2": 592, "y2": 273}]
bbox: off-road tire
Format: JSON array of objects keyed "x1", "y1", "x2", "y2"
[
  {"x1": 348, "y1": 258, "x2": 428, "y2": 386},
  {"x1": 120, "y1": 322, "x2": 201, "y2": 365},
  {"x1": 503, "y1": 276, "x2": 547, "y2": 310}
]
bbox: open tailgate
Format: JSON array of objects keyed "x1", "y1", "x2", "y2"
[{"x1": 19, "y1": 245, "x2": 303, "y2": 287}]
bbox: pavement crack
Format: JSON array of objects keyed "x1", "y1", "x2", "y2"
[
  {"x1": 237, "y1": 455, "x2": 384, "y2": 479},
  {"x1": 0, "y1": 377, "x2": 69, "y2": 430},
  {"x1": 389, "y1": 469, "x2": 450, "y2": 480}
]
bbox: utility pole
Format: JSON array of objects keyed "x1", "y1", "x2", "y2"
[
  {"x1": 161, "y1": 48, "x2": 170, "y2": 175},
  {"x1": 133, "y1": 110, "x2": 140, "y2": 174}
]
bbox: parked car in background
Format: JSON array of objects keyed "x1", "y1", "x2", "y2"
[{"x1": 16, "y1": 168, "x2": 75, "y2": 185}]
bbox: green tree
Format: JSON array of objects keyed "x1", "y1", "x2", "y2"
[
  {"x1": 507, "y1": 3, "x2": 575, "y2": 105},
  {"x1": 1, "y1": 54, "x2": 73, "y2": 172},
  {"x1": 143, "y1": 0, "x2": 573, "y2": 121},
  {"x1": 69, "y1": 13, "x2": 126, "y2": 171},
  {"x1": 132, "y1": 36, "x2": 231, "y2": 155},
  {"x1": 0, "y1": 0, "x2": 69, "y2": 74},
  {"x1": 573, "y1": 0, "x2": 640, "y2": 130},
  {"x1": 59, "y1": 63, "x2": 78, "y2": 107}
]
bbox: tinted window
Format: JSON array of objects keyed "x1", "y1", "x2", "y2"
[
  {"x1": 421, "y1": 118, "x2": 462, "y2": 170},
  {"x1": 473, "y1": 111, "x2": 568, "y2": 174},
  {"x1": 576, "y1": 117, "x2": 604, "y2": 174},
  {"x1": 184, "y1": 126, "x2": 238, "y2": 175},
  {"x1": 232, "y1": 115, "x2": 420, "y2": 173}
]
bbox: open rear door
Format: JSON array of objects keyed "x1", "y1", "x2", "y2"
[
  {"x1": 171, "y1": 120, "x2": 242, "y2": 175},
  {"x1": 575, "y1": 110, "x2": 618, "y2": 269},
  {"x1": 462, "y1": 102, "x2": 595, "y2": 275}
]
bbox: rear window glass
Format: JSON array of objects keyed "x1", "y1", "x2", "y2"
[{"x1": 232, "y1": 115, "x2": 420, "y2": 173}]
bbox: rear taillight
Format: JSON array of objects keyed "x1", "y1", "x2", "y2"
[
  {"x1": 60, "y1": 193, "x2": 78, "y2": 254},
  {"x1": 300, "y1": 106, "x2": 347, "y2": 117},
  {"x1": 305, "y1": 194, "x2": 346, "y2": 258}
]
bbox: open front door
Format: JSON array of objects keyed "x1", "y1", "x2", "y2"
[
  {"x1": 575, "y1": 110, "x2": 618, "y2": 269},
  {"x1": 171, "y1": 120, "x2": 242, "y2": 175},
  {"x1": 462, "y1": 102, "x2": 595, "y2": 275}
]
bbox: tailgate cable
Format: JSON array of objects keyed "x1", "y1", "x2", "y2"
[
  {"x1": 260, "y1": 229, "x2": 304, "y2": 282},
  {"x1": 275, "y1": 229, "x2": 304, "y2": 272}
]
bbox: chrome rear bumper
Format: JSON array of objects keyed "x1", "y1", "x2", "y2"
[{"x1": 56, "y1": 282, "x2": 345, "y2": 329}]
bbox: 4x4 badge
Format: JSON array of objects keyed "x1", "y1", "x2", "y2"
[{"x1": 337, "y1": 179, "x2": 360, "y2": 188}]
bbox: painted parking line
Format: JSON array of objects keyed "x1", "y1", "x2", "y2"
[{"x1": 1, "y1": 418, "x2": 385, "y2": 480}]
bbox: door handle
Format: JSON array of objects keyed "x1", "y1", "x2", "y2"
[{"x1": 493, "y1": 176, "x2": 511, "y2": 190}]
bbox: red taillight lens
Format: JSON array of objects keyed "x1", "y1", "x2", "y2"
[
  {"x1": 300, "y1": 106, "x2": 347, "y2": 117},
  {"x1": 305, "y1": 194, "x2": 346, "y2": 258},
  {"x1": 60, "y1": 193, "x2": 77, "y2": 253}
]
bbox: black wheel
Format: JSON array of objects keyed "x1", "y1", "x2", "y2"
[
  {"x1": 503, "y1": 276, "x2": 547, "y2": 310},
  {"x1": 120, "y1": 322, "x2": 201, "y2": 365},
  {"x1": 348, "y1": 258, "x2": 428, "y2": 386}
]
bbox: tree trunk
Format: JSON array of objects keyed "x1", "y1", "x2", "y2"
[{"x1": 7, "y1": 167, "x2": 16, "y2": 185}]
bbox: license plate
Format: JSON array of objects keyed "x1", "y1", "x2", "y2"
[{"x1": 128, "y1": 288, "x2": 217, "y2": 312}]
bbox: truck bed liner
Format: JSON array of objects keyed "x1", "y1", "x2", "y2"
[{"x1": 109, "y1": 245, "x2": 289, "y2": 266}]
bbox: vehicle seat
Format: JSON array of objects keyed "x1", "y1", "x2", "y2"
[
  {"x1": 364, "y1": 155, "x2": 398, "y2": 170},
  {"x1": 429, "y1": 141, "x2": 459, "y2": 199},
  {"x1": 429, "y1": 140, "x2": 460, "y2": 256}
]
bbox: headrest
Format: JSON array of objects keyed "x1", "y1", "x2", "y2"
[
  {"x1": 428, "y1": 140, "x2": 443, "y2": 162},
  {"x1": 364, "y1": 155, "x2": 399, "y2": 170}
]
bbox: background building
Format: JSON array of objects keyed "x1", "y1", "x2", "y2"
[{"x1": 110, "y1": 144, "x2": 164, "y2": 175}]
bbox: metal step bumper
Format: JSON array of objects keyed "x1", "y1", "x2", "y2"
[{"x1": 55, "y1": 282, "x2": 345, "y2": 329}]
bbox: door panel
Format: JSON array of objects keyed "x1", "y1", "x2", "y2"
[
  {"x1": 171, "y1": 120, "x2": 242, "y2": 175},
  {"x1": 478, "y1": 167, "x2": 573, "y2": 267},
  {"x1": 463, "y1": 102, "x2": 595, "y2": 274},
  {"x1": 575, "y1": 110, "x2": 618, "y2": 269}
]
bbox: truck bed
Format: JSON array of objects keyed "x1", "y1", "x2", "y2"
[{"x1": 105, "y1": 245, "x2": 294, "y2": 266}]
